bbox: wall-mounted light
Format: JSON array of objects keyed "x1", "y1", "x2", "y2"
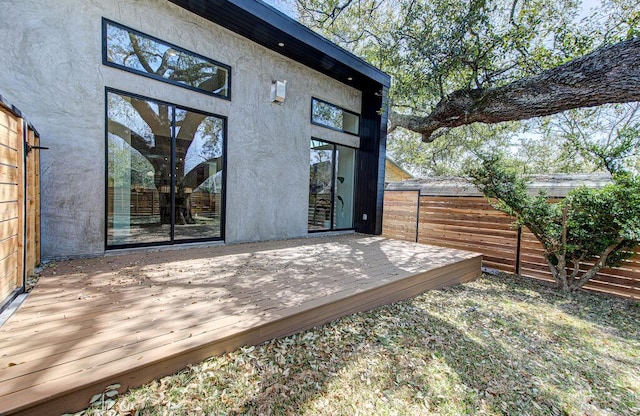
[{"x1": 270, "y1": 80, "x2": 287, "y2": 104}]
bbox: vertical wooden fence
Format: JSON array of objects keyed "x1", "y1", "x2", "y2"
[
  {"x1": 0, "y1": 97, "x2": 41, "y2": 310},
  {"x1": 383, "y1": 190, "x2": 640, "y2": 300}
]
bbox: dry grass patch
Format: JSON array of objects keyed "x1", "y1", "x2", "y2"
[{"x1": 71, "y1": 273, "x2": 640, "y2": 415}]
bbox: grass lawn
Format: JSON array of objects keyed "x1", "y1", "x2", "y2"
[{"x1": 72, "y1": 273, "x2": 639, "y2": 416}]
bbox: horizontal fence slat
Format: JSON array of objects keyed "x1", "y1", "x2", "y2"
[
  {"x1": 382, "y1": 189, "x2": 419, "y2": 241},
  {"x1": 420, "y1": 223, "x2": 518, "y2": 239},
  {"x1": 383, "y1": 191, "x2": 640, "y2": 300},
  {"x1": 417, "y1": 237, "x2": 517, "y2": 259}
]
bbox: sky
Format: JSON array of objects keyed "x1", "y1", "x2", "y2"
[
  {"x1": 262, "y1": 0, "x2": 297, "y2": 18},
  {"x1": 579, "y1": 0, "x2": 603, "y2": 20},
  {"x1": 262, "y1": 0, "x2": 604, "y2": 21}
]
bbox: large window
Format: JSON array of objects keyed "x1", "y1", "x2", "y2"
[
  {"x1": 106, "y1": 89, "x2": 225, "y2": 247},
  {"x1": 308, "y1": 139, "x2": 356, "y2": 231},
  {"x1": 311, "y1": 98, "x2": 360, "y2": 135},
  {"x1": 103, "y1": 19, "x2": 231, "y2": 99}
]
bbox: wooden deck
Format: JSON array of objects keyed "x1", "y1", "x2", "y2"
[{"x1": 0, "y1": 234, "x2": 481, "y2": 415}]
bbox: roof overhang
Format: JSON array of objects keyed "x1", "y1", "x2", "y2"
[{"x1": 167, "y1": 0, "x2": 391, "y2": 91}]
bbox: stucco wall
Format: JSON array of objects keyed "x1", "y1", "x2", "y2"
[{"x1": 0, "y1": 0, "x2": 362, "y2": 258}]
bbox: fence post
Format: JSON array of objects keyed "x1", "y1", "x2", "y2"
[
  {"x1": 515, "y1": 226, "x2": 522, "y2": 275},
  {"x1": 415, "y1": 190, "x2": 420, "y2": 243}
]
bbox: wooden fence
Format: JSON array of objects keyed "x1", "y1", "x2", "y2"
[
  {"x1": 107, "y1": 189, "x2": 222, "y2": 219},
  {"x1": 0, "y1": 97, "x2": 41, "y2": 310},
  {"x1": 383, "y1": 190, "x2": 640, "y2": 300}
]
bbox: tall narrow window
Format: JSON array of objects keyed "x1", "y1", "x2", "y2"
[
  {"x1": 107, "y1": 90, "x2": 225, "y2": 247},
  {"x1": 334, "y1": 144, "x2": 356, "y2": 229},
  {"x1": 309, "y1": 140, "x2": 334, "y2": 231},
  {"x1": 103, "y1": 19, "x2": 231, "y2": 98},
  {"x1": 308, "y1": 139, "x2": 356, "y2": 231}
]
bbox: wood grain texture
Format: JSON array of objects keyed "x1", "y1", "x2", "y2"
[
  {"x1": 519, "y1": 229, "x2": 640, "y2": 299},
  {"x1": 0, "y1": 107, "x2": 41, "y2": 305},
  {"x1": 382, "y1": 192, "x2": 640, "y2": 299},
  {"x1": 25, "y1": 129, "x2": 39, "y2": 277},
  {"x1": 382, "y1": 190, "x2": 419, "y2": 242},
  {"x1": 0, "y1": 107, "x2": 20, "y2": 302},
  {"x1": 0, "y1": 234, "x2": 481, "y2": 415}
]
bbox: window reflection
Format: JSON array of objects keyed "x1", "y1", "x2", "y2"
[
  {"x1": 107, "y1": 90, "x2": 224, "y2": 247},
  {"x1": 309, "y1": 140, "x2": 334, "y2": 231},
  {"x1": 104, "y1": 19, "x2": 230, "y2": 98},
  {"x1": 311, "y1": 98, "x2": 359, "y2": 135},
  {"x1": 334, "y1": 145, "x2": 356, "y2": 229},
  {"x1": 308, "y1": 139, "x2": 356, "y2": 231}
]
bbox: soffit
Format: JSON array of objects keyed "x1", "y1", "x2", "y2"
[{"x1": 167, "y1": 0, "x2": 390, "y2": 91}]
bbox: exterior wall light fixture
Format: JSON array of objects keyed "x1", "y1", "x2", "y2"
[{"x1": 271, "y1": 80, "x2": 287, "y2": 104}]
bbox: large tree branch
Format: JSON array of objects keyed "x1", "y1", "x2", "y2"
[
  {"x1": 570, "y1": 236, "x2": 626, "y2": 291},
  {"x1": 128, "y1": 33, "x2": 155, "y2": 74},
  {"x1": 390, "y1": 37, "x2": 640, "y2": 142},
  {"x1": 107, "y1": 119, "x2": 169, "y2": 164},
  {"x1": 175, "y1": 112, "x2": 207, "y2": 143},
  {"x1": 129, "y1": 99, "x2": 170, "y2": 137},
  {"x1": 181, "y1": 158, "x2": 223, "y2": 190}
]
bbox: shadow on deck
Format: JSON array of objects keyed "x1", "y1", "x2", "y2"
[{"x1": 0, "y1": 234, "x2": 481, "y2": 415}]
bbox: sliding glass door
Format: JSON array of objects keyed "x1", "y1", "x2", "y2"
[
  {"x1": 308, "y1": 139, "x2": 356, "y2": 231},
  {"x1": 106, "y1": 90, "x2": 225, "y2": 247}
]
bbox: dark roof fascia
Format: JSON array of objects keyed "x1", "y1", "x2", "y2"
[{"x1": 167, "y1": 0, "x2": 390, "y2": 90}]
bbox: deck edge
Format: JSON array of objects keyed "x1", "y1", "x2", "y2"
[{"x1": 2, "y1": 254, "x2": 482, "y2": 415}]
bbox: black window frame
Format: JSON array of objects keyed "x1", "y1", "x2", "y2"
[
  {"x1": 308, "y1": 137, "x2": 358, "y2": 233},
  {"x1": 310, "y1": 97, "x2": 360, "y2": 136},
  {"x1": 102, "y1": 18, "x2": 232, "y2": 100},
  {"x1": 104, "y1": 87, "x2": 227, "y2": 250}
]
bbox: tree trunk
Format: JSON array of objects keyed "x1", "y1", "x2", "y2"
[
  {"x1": 391, "y1": 37, "x2": 640, "y2": 142},
  {"x1": 158, "y1": 192, "x2": 195, "y2": 225},
  {"x1": 546, "y1": 253, "x2": 570, "y2": 292},
  {"x1": 159, "y1": 192, "x2": 172, "y2": 225},
  {"x1": 567, "y1": 237, "x2": 626, "y2": 291},
  {"x1": 568, "y1": 266, "x2": 601, "y2": 292}
]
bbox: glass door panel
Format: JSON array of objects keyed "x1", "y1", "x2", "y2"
[
  {"x1": 107, "y1": 91, "x2": 172, "y2": 245},
  {"x1": 173, "y1": 108, "x2": 224, "y2": 241},
  {"x1": 334, "y1": 145, "x2": 355, "y2": 229},
  {"x1": 107, "y1": 90, "x2": 225, "y2": 248},
  {"x1": 309, "y1": 139, "x2": 334, "y2": 231},
  {"x1": 308, "y1": 139, "x2": 356, "y2": 232}
]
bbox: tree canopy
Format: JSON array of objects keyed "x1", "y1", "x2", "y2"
[
  {"x1": 105, "y1": 24, "x2": 226, "y2": 224},
  {"x1": 390, "y1": 37, "x2": 640, "y2": 142},
  {"x1": 291, "y1": 0, "x2": 640, "y2": 175},
  {"x1": 282, "y1": 0, "x2": 640, "y2": 291}
]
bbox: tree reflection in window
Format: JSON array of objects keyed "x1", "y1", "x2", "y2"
[
  {"x1": 311, "y1": 98, "x2": 359, "y2": 135},
  {"x1": 107, "y1": 90, "x2": 225, "y2": 246},
  {"x1": 104, "y1": 19, "x2": 230, "y2": 98},
  {"x1": 308, "y1": 139, "x2": 356, "y2": 231}
]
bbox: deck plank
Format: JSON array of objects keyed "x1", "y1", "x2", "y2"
[{"x1": 0, "y1": 234, "x2": 481, "y2": 415}]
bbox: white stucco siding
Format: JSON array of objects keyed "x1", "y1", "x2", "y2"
[{"x1": 0, "y1": 0, "x2": 362, "y2": 258}]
